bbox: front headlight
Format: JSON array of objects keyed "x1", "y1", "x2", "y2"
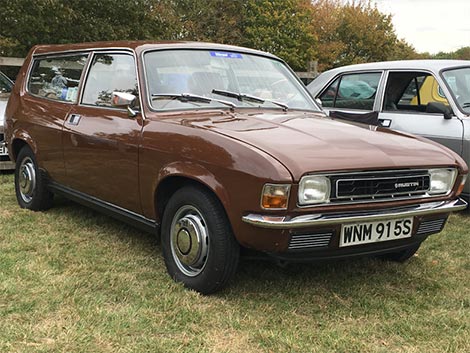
[
  {"x1": 298, "y1": 175, "x2": 331, "y2": 205},
  {"x1": 428, "y1": 168, "x2": 457, "y2": 195}
]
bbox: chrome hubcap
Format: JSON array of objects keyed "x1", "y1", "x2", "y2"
[
  {"x1": 170, "y1": 205, "x2": 209, "y2": 277},
  {"x1": 18, "y1": 157, "x2": 36, "y2": 203}
]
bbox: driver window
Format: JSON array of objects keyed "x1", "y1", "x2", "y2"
[
  {"x1": 319, "y1": 72, "x2": 381, "y2": 110},
  {"x1": 82, "y1": 53, "x2": 138, "y2": 108},
  {"x1": 384, "y1": 72, "x2": 449, "y2": 113}
]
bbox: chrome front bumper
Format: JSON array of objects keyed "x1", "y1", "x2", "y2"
[{"x1": 242, "y1": 198, "x2": 467, "y2": 229}]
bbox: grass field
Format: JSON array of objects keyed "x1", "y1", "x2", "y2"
[{"x1": 1, "y1": 172, "x2": 469, "y2": 353}]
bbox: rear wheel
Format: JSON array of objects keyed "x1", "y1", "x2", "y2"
[
  {"x1": 161, "y1": 186, "x2": 240, "y2": 294},
  {"x1": 15, "y1": 145, "x2": 53, "y2": 211},
  {"x1": 379, "y1": 243, "x2": 421, "y2": 262}
]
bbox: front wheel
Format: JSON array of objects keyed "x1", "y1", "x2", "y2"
[
  {"x1": 161, "y1": 186, "x2": 240, "y2": 294},
  {"x1": 15, "y1": 145, "x2": 53, "y2": 211}
]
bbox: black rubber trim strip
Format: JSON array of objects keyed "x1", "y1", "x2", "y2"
[{"x1": 48, "y1": 181, "x2": 159, "y2": 234}]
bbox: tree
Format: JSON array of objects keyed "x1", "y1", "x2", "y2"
[
  {"x1": 310, "y1": 0, "x2": 419, "y2": 70},
  {"x1": 173, "y1": 0, "x2": 318, "y2": 71},
  {"x1": 0, "y1": 0, "x2": 177, "y2": 57},
  {"x1": 430, "y1": 47, "x2": 470, "y2": 60},
  {"x1": 173, "y1": 0, "x2": 244, "y2": 44},
  {"x1": 241, "y1": 0, "x2": 317, "y2": 71}
]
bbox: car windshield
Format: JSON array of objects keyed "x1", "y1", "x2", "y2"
[
  {"x1": 0, "y1": 72, "x2": 13, "y2": 95},
  {"x1": 441, "y1": 67, "x2": 470, "y2": 114},
  {"x1": 144, "y1": 49, "x2": 319, "y2": 112}
]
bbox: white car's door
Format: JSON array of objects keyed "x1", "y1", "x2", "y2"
[{"x1": 379, "y1": 71, "x2": 464, "y2": 156}]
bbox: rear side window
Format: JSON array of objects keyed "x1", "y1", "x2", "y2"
[
  {"x1": 81, "y1": 53, "x2": 138, "y2": 107},
  {"x1": 28, "y1": 54, "x2": 88, "y2": 102},
  {"x1": 319, "y1": 72, "x2": 381, "y2": 110}
]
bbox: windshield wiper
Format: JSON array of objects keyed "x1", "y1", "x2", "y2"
[
  {"x1": 212, "y1": 89, "x2": 288, "y2": 111},
  {"x1": 462, "y1": 102, "x2": 470, "y2": 108},
  {"x1": 151, "y1": 93, "x2": 236, "y2": 109}
]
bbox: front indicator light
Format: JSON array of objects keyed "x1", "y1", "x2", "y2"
[
  {"x1": 261, "y1": 184, "x2": 290, "y2": 210},
  {"x1": 428, "y1": 168, "x2": 457, "y2": 195},
  {"x1": 456, "y1": 174, "x2": 468, "y2": 196}
]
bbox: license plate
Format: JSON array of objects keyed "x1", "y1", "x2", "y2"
[
  {"x1": 340, "y1": 218, "x2": 413, "y2": 247},
  {"x1": 0, "y1": 144, "x2": 8, "y2": 156}
]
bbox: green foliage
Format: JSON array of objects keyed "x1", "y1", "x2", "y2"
[
  {"x1": 311, "y1": 0, "x2": 414, "y2": 70},
  {"x1": 426, "y1": 47, "x2": 470, "y2": 60},
  {"x1": 241, "y1": 0, "x2": 317, "y2": 71},
  {"x1": 6, "y1": 0, "x2": 466, "y2": 73},
  {"x1": 173, "y1": 0, "x2": 244, "y2": 44},
  {"x1": 173, "y1": 0, "x2": 317, "y2": 71},
  {"x1": 0, "y1": 0, "x2": 177, "y2": 57}
]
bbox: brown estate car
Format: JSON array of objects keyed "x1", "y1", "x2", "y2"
[{"x1": 4, "y1": 41, "x2": 468, "y2": 294}]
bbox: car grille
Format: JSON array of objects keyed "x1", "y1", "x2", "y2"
[
  {"x1": 327, "y1": 170, "x2": 431, "y2": 204},
  {"x1": 288, "y1": 230, "x2": 333, "y2": 250}
]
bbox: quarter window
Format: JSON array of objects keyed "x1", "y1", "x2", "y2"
[
  {"x1": 319, "y1": 72, "x2": 381, "y2": 110},
  {"x1": 28, "y1": 54, "x2": 88, "y2": 102},
  {"x1": 82, "y1": 53, "x2": 138, "y2": 107}
]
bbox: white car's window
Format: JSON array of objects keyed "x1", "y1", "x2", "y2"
[
  {"x1": 384, "y1": 72, "x2": 449, "y2": 112},
  {"x1": 319, "y1": 72, "x2": 381, "y2": 110},
  {"x1": 82, "y1": 53, "x2": 138, "y2": 108},
  {"x1": 144, "y1": 50, "x2": 319, "y2": 112},
  {"x1": 28, "y1": 54, "x2": 88, "y2": 103},
  {"x1": 442, "y1": 67, "x2": 470, "y2": 114},
  {"x1": 0, "y1": 72, "x2": 12, "y2": 94}
]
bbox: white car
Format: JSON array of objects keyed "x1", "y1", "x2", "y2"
[
  {"x1": 0, "y1": 71, "x2": 14, "y2": 170},
  {"x1": 308, "y1": 60, "x2": 470, "y2": 202}
]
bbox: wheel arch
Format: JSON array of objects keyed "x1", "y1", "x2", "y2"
[
  {"x1": 10, "y1": 131, "x2": 37, "y2": 162},
  {"x1": 154, "y1": 162, "x2": 230, "y2": 223}
]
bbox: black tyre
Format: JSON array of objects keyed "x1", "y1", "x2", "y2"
[
  {"x1": 15, "y1": 145, "x2": 53, "y2": 211},
  {"x1": 379, "y1": 243, "x2": 421, "y2": 263},
  {"x1": 161, "y1": 186, "x2": 240, "y2": 294}
]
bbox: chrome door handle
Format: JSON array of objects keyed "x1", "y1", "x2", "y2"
[
  {"x1": 379, "y1": 119, "x2": 392, "y2": 127},
  {"x1": 67, "y1": 114, "x2": 81, "y2": 126}
]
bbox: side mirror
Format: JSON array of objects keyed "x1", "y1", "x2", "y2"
[
  {"x1": 426, "y1": 102, "x2": 453, "y2": 120},
  {"x1": 112, "y1": 91, "x2": 138, "y2": 117}
]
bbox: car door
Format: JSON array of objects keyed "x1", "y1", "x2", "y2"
[
  {"x1": 20, "y1": 53, "x2": 89, "y2": 183},
  {"x1": 317, "y1": 71, "x2": 384, "y2": 125},
  {"x1": 379, "y1": 71, "x2": 464, "y2": 156},
  {"x1": 62, "y1": 51, "x2": 143, "y2": 213}
]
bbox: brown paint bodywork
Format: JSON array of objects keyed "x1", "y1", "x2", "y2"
[{"x1": 4, "y1": 41, "x2": 468, "y2": 254}]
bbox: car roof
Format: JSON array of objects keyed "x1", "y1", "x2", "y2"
[
  {"x1": 308, "y1": 59, "x2": 470, "y2": 95},
  {"x1": 31, "y1": 40, "x2": 279, "y2": 60},
  {"x1": 322, "y1": 59, "x2": 469, "y2": 72}
]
